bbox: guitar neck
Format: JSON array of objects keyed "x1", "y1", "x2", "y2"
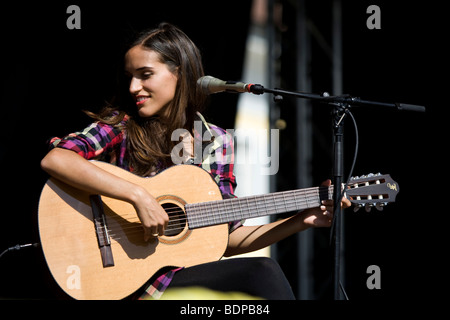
[{"x1": 186, "y1": 186, "x2": 333, "y2": 229}]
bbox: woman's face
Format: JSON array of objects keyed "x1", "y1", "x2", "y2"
[{"x1": 125, "y1": 45, "x2": 178, "y2": 118}]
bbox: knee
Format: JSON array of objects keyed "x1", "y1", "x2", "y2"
[
  {"x1": 246, "y1": 257, "x2": 295, "y2": 300},
  {"x1": 250, "y1": 257, "x2": 284, "y2": 275}
]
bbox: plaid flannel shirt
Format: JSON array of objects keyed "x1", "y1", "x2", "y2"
[{"x1": 49, "y1": 112, "x2": 241, "y2": 299}]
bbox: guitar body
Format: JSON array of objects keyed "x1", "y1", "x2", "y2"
[{"x1": 38, "y1": 161, "x2": 228, "y2": 300}]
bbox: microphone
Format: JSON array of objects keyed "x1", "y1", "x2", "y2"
[{"x1": 197, "y1": 76, "x2": 265, "y2": 95}]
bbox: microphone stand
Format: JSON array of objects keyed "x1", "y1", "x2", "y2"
[{"x1": 248, "y1": 83, "x2": 425, "y2": 300}]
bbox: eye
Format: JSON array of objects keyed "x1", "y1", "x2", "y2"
[{"x1": 142, "y1": 72, "x2": 153, "y2": 79}]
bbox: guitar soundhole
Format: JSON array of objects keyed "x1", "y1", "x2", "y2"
[{"x1": 162, "y1": 202, "x2": 187, "y2": 237}]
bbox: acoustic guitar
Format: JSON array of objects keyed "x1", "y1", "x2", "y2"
[{"x1": 38, "y1": 161, "x2": 399, "y2": 299}]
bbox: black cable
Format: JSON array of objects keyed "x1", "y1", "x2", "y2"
[
  {"x1": 341, "y1": 110, "x2": 359, "y2": 200},
  {"x1": 0, "y1": 243, "x2": 39, "y2": 260},
  {"x1": 340, "y1": 280, "x2": 349, "y2": 300},
  {"x1": 329, "y1": 109, "x2": 359, "y2": 301},
  {"x1": 330, "y1": 109, "x2": 359, "y2": 241}
]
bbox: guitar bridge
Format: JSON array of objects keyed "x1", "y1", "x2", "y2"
[{"x1": 89, "y1": 195, "x2": 115, "y2": 268}]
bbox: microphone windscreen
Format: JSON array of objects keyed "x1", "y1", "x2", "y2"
[{"x1": 197, "y1": 76, "x2": 215, "y2": 94}]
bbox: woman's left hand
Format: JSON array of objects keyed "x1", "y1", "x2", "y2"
[{"x1": 298, "y1": 179, "x2": 351, "y2": 228}]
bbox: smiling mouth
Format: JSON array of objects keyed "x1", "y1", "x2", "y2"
[{"x1": 136, "y1": 96, "x2": 150, "y2": 105}]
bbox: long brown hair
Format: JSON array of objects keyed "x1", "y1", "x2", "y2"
[{"x1": 87, "y1": 23, "x2": 207, "y2": 176}]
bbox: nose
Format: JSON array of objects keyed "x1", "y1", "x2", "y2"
[{"x1": 129, "y1": 77, "x2": 142, "y2": 95}]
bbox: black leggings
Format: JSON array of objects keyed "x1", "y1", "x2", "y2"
[{"x1": 168, "y1": 257, "x2": 295, "y2": 300}]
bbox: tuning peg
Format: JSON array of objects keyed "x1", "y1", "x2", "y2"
[
  {"x1": 365, "y1": 203, "x2": 373, "y2": 212},
  {"x1": 353, "y1": 204, "x2": 363, "y2": 212},
  {"x1": 368, "y1": 173, "x2": 374, "y2": 177},
  {"x1": 377, "y1": 202, "x2": 388, "y2": 210}
]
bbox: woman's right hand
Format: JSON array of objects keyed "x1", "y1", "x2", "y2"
[{"x1": 131, "y1": 186, "x2": 169, "y2": 241}]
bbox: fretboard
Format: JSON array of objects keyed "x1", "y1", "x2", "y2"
[{"x1": 186, "y1": 186, "x2": 333, "y2": 229}]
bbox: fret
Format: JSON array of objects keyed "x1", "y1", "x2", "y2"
[
  {"x1": 245, "y1": 197, "x2": 251, "y2": 217},
  {"x1": 271, "y1": 194, "x2": 278, "y2": 213},
  {"x1": 271, "y1": 194, "x2": 279, "y2": 214},
  {"x1": 199, "y1": 202, "x2": 207, "y2": 223},
  {"x1": 243, "y1": 197, "x2": 250, "y2": 213},
  {"x1": 294, "y1": 190, "x2": 301, "y2": 210},
  {"x1": 189, "y1": 203, "x2": 200, "y2": 229},
  {"x1": 210, "y1": 201, "x2": 219, "y2": 225},
  {"x1": 286, "y1": 195, "x2": 292, "y2": 211},
  {"x1": 265, "y1": 196, "x2": 274, "y2": 215},
  {"x1": 220, "y1": 200, "x2": 229, "y2": 224},
  {"x1": 224, "y1": 200, "x2": 233, "y2": 223},
  {"x1": 204, "y1": 203, "x2": 211, "y2": 224},
  {"x1": 277, "y1": 196, "x2": 283, "y2": 211},
  {"x1": 300, "y1": 191, "x2": 310, "y2": 209},
  {"x1": 254, "y1": 196, "x2": 261, "y2": 217},
  {"x1": 315, "y1": 188, "x2": 319, "y2": 208},
  {"x1": 200, "y1": 203, "x2": 208, "y2": 226},
  {"x1": 304, "y1": 190, "x2": 311, "y2": 208},
  {"x1": 282, "y1": 193, "x2": 289, "y2": 211},
  {"x1": 282, "y1": 192, "x2": 289, "y2": 212},
  {"x1": 287, "y1": 193, "x2": 294, "y2": 211},
  {"x1": 262, "y1": 194, "x2": 270, "y2": 215},
  {"x1": 269, "y1": 194, "x2": 278, "y2": 215},
  {"x1": 248, "y1": 196, "x2": 258, "y2": 215},
  {"x1": 293, "y1": 190, "x2": 302, "y2": 210},
  {"x1": 272, "y1": 194, "x2": 279, "y2": 214},
  {"x1": 233, "y1": 199, "x2": 240, "y2": 222},
  {"x1": 221, "y1": 200, "x2": 230, "y2": 223},
  {"x1": 198, "y1": 203, "x2": 207, "y2": 227},
  {"x1": 274, "y1": 193, "x2": 287, "y2": 213},
  {"x1": 238, "y1": 197, "x2": 249, "y2": 219},
  {"x1": 287, "y1": 192, "x2": 293, "y2": 210},
  {"x1": 240, "y1": 197, "x2": 249, "y2": 219},
  {"x1": 290, "y1": 190, "x2": 299, "y2": 210},
  {"x1": 189, "y1": 203, "x2": 198, "y2": 229}
]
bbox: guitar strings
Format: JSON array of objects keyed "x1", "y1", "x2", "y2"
[
  {"x1": 107, "y1": 189, "x2": 325, "y2": 231},
  {"x1": 104, "y1": 186, "x2": 333, "y2": 227},
  {"x1": 98, "y1": 190, "x2": 329, "y2": 241},
  {"x1": 129, "y1": 190, "x2": 326, "y2": 228},
  {"x1": 187, "y1": 190, "x2": 329, "y2": 224}
]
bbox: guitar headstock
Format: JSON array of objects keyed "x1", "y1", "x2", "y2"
[{"x1": 346, "y1": 173, "x2": 399, "y2": 212}]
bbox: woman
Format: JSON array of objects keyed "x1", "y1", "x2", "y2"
[{"x1": 41, "y1": 23, "x2": 349, "y2": 300}]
